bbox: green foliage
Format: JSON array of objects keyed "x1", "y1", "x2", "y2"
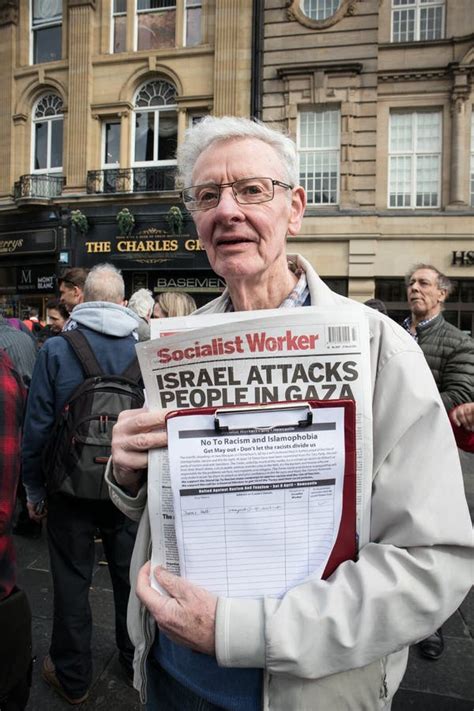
[
  {"x1": 70, "y1": 209, "x2": 89, "y2": 234},
  {"x1": 116, "y1": 208, "x2": 135, "y2": 236},
  {"x1": 166, "y1": 205, "x2": 184, "y2": 235}
]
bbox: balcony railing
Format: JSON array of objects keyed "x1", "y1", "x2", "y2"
[
  {"x1": 14, "y1": 173, "x2": 64, "y2": 200},
  {"x1": 87, "y1": 166, "x2": 177, "y2": 194}
]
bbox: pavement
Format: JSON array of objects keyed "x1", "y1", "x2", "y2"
[{"x1": 13, "y1": 450, "x2": 473, "y2": 710}]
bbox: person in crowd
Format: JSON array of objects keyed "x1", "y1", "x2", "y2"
[
  {"x1": 128, "y1": 288, "x2": 155, "y2": 341},
  {"x1": 3, "y1": 314, "x2": 36, "y2": 339},
  {"x1": 404, "y1": 264, "x2": 473, "y2": 411},
  {"x1": 58, "y1": 267, "x2": 88, "y2": 314},
  {"x1": 0, "y1": 314, "x2": 40, "y2": 539},
  {"x1": 0, "y1": 350, "x2": 32, "y2": 711},
  {"x1": 153, "y1": 291, "x2": 196, "y2": 318},
  {"x1": 22, "y1": 264, "x2": 140, "y2": 704},
  {"x1": 403, "y1": 264, "x2": 474, "y2": 660},
  {"x1": 46, "y1": 299, "x2": 70, "y2": 335},
  {"x1": 22, "y1": 306, "x2": 45, "y2": 335},
  {"x1": 0, "y1": 314, "x2": 37, "y2": 387},
  {"x1": 107, "y1": 116, "x2": 472, "y2": 711},
  {"x1": 364, "y1": 298, "x2": 388, "y2": 316}
]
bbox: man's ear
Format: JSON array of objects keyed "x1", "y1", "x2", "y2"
[{"x1": 287, "y1": 186, "x2": 306, "y2": 237}]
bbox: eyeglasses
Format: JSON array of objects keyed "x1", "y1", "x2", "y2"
[{"x1": 181, "y1": 177, "x2": 293, "y2": 212}]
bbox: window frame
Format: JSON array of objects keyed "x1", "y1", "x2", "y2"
[
  {"x1": 135, "y1": 0, "x2": 177, "y2": 52},
  {"x1": 184, "y1": 0, "x2": 202, "y2": 47},
  {"x1": 390, "y1": 0, "x2": 445, "y2": 43},
  {"x1": 132, "y1": 80, "x2": 178, "y2": 168},
  {"x1": 111, "y1": 0, "x2": 127, "y2": 53},
  {"x1": 102, "y1": 120, "x2": 121, "y2": 168},
  {"x1": 31, "y1": 94, "x2": 64, "y2": 174},
  {"x1": 30, "y1": 0, "x2": 62, "y2": 65},
  {"x1": 387, "y1": 109, "x2": 442, "y2": 210},
  {"x1": 297, "y1": 106, "x2": 341, "y2": 207}
]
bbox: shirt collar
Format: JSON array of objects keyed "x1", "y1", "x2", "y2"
[
  {"x1": 403, "y1": 313, "x2": 439, "y2": 341},
  {"x1": 223, "y1": 262, "x2": 309, "y2": 312}
]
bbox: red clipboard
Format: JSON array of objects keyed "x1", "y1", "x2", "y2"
[{"x1": 166, "y1": 399, "x2": 357, "y2": 586}]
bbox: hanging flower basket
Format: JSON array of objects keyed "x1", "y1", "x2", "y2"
[
  {"x1": 166, "y1": 205, "x2": 184, "y2": 235},
  {"x1": 116, "y1": 208, "x2": 135, "y2": 236},
  {"x1": 70, "y1": 209, "x2": 89, "y2": 234}
]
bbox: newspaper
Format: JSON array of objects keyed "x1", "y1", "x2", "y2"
[{"x1": 136, "y1": 307, "x2": 372, "y2": 591}]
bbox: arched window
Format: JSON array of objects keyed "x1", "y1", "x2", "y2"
[
  {"x1": 133, "y1": 80, "x2": 177, "y2": 166},
  {"x1": 32, "y1": 93, "x2": 63, "y2": 172},
  {"x1": 302, "y1": 0, "x2": 341, "y2": 21}
]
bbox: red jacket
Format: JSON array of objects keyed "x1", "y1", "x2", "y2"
[{"x1": 0, "y1": 350, "x2": 26, "y2": 600}]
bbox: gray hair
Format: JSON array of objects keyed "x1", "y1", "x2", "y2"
[
  {"x1": 405, "y1": 263, "x2": 453, "y2": 296},
  {"x1": 177, "y1": 116, "x2": 299, "y2": 188},
  {"x1": 128, "y1": 288, "x2": 154, "y2": 319},
  {"x1": 83, "y1": 263, "x2": 125, "y2": 303}
]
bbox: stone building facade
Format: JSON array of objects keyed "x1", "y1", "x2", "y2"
[
  {"x1": 255, "y1": 0, "x2": 473, "y2": 330},
  {"x1": 0, "y1": 0, "x2": 253, "y2": 315}
]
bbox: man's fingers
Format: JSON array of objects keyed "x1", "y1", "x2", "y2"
[{"x1": 154, "y1": 566, "x2": 193, "y2": 600}]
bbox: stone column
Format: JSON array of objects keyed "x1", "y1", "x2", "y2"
[
  {"x1": 0, "y1": 1, "x2": 18, "y2": 198},
  {"x1": 448, "y1": 79, "x2": 470, "y2": 209},
  {"x1": 213, "y1": 0, "x2": 252, "y2": 117},
  {"x1": 64, "y1": 0, "x2": 96, "y2": 193}
]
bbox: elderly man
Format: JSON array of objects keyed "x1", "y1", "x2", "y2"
[
  {"x1": 107, "y1": 117, "x2": 472, "y2": 711},
  {"x1": 128, "y1": 288, "x2": 155, "y2": 341},
  {"x1": 22, "y1": 264, "x2": 140, "y2": 704},
  {"x1": 404, "y1": 264, "x2": 473, "y2": 411},
  {"x1": 403, "y1": 264, "x2": 474, "y2": 660}
]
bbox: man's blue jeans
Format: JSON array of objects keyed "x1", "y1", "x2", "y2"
[{"x1": 146, "y1": 658, "x2": 226, "y2": 711}]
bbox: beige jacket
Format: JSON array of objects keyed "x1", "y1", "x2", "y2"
[{"x1": 107, "y1": 255, "x2": 473, "y2": 710}]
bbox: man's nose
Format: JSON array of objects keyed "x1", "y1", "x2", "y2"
[{"x1": 215, "y1": 186, "x2": 244, "y2": 217}]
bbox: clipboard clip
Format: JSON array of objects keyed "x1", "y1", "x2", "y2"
[{"x1": 214, "y1": 402, "x2": 313, "y2": 434}]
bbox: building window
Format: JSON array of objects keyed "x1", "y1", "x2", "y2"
[
  {"x1": 185, "y1": 0, "x2": 201, "y2": 46},
  {"x1": 388, "y1": 111, "x2": 441, "y2": 208},
  {"x1": 188, "y1": 112, "x2": 206, "y2": 127},
  {"x1": 133, "y1": 80, "x2": 177, "y2": 165},
  {"x1": 302, "y1": 0, "x2": 340, "y2": 21},
  {"x1": 298, "y1": 108, "x2": 340, "y2": 206},
  {"x1": 31, "y1": 0, "x2": 62, "y2": 64},
  {"x1": 136, "y1": 0, "x2": 175, "y2": 51},
  {"x1": 471, "y1": 114, "x2": 474, "y2": 207},
  {"x1": 32, "y1": 94, "x2": 63, "y2": 172},
  {"x1": 391, "y1": 0, "x2": 444, "y2": 43},
  {"x1": 103, "y1": 121, "x2": 121, "y2": 167},
  {"x1": 112, "y1": 0, "x2": 127, "y2": 53}
]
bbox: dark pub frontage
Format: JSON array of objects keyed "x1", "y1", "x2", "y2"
[{"x1": 0, "y1": 204, "x2": 225, "y2": 319}]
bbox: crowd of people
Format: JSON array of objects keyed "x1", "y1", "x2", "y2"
[{"x1": 0, "y1": 116, "x2": 472, "y2": 711}]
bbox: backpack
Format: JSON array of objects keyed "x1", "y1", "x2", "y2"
[{"x1": 43, "y1": 329, "x2": 144, "y2": 500}]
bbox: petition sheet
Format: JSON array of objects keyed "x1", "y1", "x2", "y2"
[
  {"x1": 138, "y1": 307, "x2": 373, "y2": 591},
  {"x1": 166, "y1": 405, "x2": 347, "y2": 598}
]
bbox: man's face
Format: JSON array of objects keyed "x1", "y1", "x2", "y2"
[
  {"x1": 190, "y1": 138, "x2": 305, "y2": 284},
  {"x1": 59, "y1": 282, "x2": 82, "y2": 311},
  {"x1": 407, "y1": 268, "x2": 446, "y2": 321},
  {"x1": 47, "y1": 308, "x2": 66, "y2": 334}
]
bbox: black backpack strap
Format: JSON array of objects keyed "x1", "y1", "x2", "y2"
[
  {"x1": 61, "y1": 330, "x2": 103, "y2": 378},
  {"x1": 122, "y1": 356, "x2": 142, "y2": 383}
]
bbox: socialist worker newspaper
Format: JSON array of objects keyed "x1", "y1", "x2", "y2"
[{"x1": 136, "y1": 306, "x2": 373, "y2": 594}]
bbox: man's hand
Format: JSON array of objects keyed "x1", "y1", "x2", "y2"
[
  {"x1": 27, "y1": 500, "x2": 47, "y2": 523},
  {"x1": 111, "y1": 408, "x2": 168, "y2": 491},
  {"x1": 451, "y1": 402, "x2": 474, "y2": 432},
  {"x1": 136, "y1": 562, "x2": 217, "y2": 655}
]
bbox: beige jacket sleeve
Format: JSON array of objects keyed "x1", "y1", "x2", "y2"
[{"x1": 215, "y1": 335, "x2": 473, "y2": 679}]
